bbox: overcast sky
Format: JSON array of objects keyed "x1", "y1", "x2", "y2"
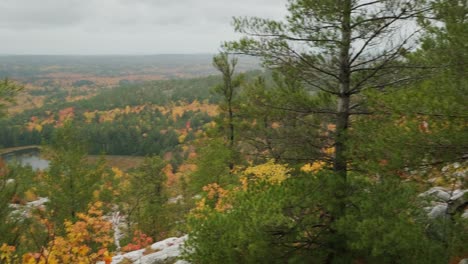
[{"x1": 0, "y1": 0, "x2": 287, "y2": 55}]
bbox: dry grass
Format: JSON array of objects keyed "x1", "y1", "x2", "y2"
[{"x1": 86, "y1": 155, "x2": 145, "y2": 171}]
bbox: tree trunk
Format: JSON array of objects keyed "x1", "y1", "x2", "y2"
[
  {"x1": 328, "y1": 0, "x2": 352, "y2": 262},
  {"x1": 228, "y1": 81, "x2": 235, "y2": 170}
]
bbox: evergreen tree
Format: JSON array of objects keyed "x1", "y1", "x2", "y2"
[
  {"x1": 125, "y1": 156, "x2": 168, "y2": 239},
  {"x1": 189, "y1": 138, "x2": 234, "y2": 193},
  {"x1": 350, "y1": 0, "x2": 468, "y2": 172},
  {"x1": 188, "y1": 54, "x2": 243, "y2": 192},
  {"x1": 184, "y1": 167, "x2": 449, "y2": 264},
  {"x1": 226, "y1": 1, "x2": 430, "y2": 260},
  {"x1": 212, "y1": 53, "x2": 243, "y2": 153},
  {"x1": 43, "y1": 122, "x2": 105, "y2": 230},
  {"x1": 227, "y1": 0, "x2": 429, "y2": 175}
]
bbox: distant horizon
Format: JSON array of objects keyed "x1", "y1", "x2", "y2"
[{"x1": 0, "y1": 52, "x2": 261, "y2": 79}]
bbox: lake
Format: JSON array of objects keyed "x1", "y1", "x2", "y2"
[{"x1": 1, "y1": 147, "x2": 50, "y2": 171}]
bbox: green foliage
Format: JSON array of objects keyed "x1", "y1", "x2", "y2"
[
  {"x1": 42, "y1": 122, "x2": 106, "y2": 229},
  {"x1": 236, "y1": 73, "x2": 334, "y2": 163},
  {"x1": 0, "y1": 162, "x2": 51, "y2": 256},
  {"x1": 0, "y1": 161, "x2": 18, "y2": 247},
  {"x1": 337, "y1": 177, "x2": 446, "y2": 263},
  {"x1": 349, "y1": 0, "x2": 468, "y2": 173},
  {"x1": 124, "y1": 156, "x2": 169, "y2": 239},
  {"x1": 0, "y1": 78, "x2": 22, "y2": 118},
  {"x1": 212, "y1": 53, "x2": 243, "y2": 150},
  {"x1": 184, "y1": 170, "x2": 452, "y2": 264},
  {"x1": 0, "y1": 76, "x2": 222, "y2": 156},
  {"x1": 189, "y1": 138, "x2": 236, "y2": 193},
  {"x1": 184, "y1": 177, "x2": 296, "y2": 264},
  {"x1": 225, "y1": 0, "x2": 430, "y2": 193},
  {"x1": 72, "y1": 79, "x2": 94, "y2": 87},
  {"x1": 184, "y1": 1, "x2": 468, "y2": 261},
  {"x1": 0, "y1": 2, "x2": 466, "y2": 262}
]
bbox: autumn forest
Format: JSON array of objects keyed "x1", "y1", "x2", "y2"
[{"x1": 0, "y1": 0, "x2": 467, "y2": 263}]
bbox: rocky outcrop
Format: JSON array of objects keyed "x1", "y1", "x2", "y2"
[
  {"x1": 420, "y1": 187, "x2": 467, "y2": 219},
  {"x1": 98, "y1": 235, "x2": 188, "y2": 264},
  {"x1": 9, "y1": 197, "x2": 49, "y2": 218}
]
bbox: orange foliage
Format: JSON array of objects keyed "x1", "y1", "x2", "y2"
[
  {"x1": 56, "y1": 107, "x2": 75, "y2": 127},
  {"x1": 271, "y1": 122, "x2": 281, "y2": 129},
  {"x1": 202, "y1": 183, "x2": 231, "y2": 212},
  {"x1": 327, "y1": 123, "x2": 336, "y2": 132},
  {"x1": 178, "y1": 163, "x2": 196, "y2": 174},
  {"x1": 0, "y1": 158, "x2": 8, "y2": 177},
  {"x1": 26, "y1": 116, "x2": 43, "y2": 132},
  {"x1": 22, "y1": 202, "x2": 113, "y2": 264},
  {"x1": 0, "y1": 243, "x2": 16, "y2": 263},
  {"x1": 121, "y1": 230, "x2": 153, "y2": 253}
]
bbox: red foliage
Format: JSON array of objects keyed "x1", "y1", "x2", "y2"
[{"x1": 121, "y1": 230, "x2": 153, "y2": 252}]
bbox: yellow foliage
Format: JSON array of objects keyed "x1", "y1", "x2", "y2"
[
  {"x1": 243, "y1": 159, "x2": 291, "y2": 184},
  {"x1": 34, "y1": 124, "x2": 43, "y2": 132},
  {"x1": 169, "y1": 100, "x2": 219, "y2": 120},
  {"x1": 191, "y1": 161, "x2": 292, "y2": 220},
  {"x1": 0, "y1": 243, "x2": 16, "y2": 263},
  {"x1": 178, "y1": 133, "x2": 187, "y2": 143},
  {"x1": 202, "y1": 183, "x2": 231, "y2": 212},
  {"x1": 171, "y1": 105, "x2": 185, "y2": 121},
  {"x1": 192, "y1": 197, "x2": 209, "y2": 219},
  {"x1": 98, "y1": 110, "x2": 117, "y2": 123},
  {"x1": 24, "y1": 188, "x2": 38, "y2": 202},
  {"x1": 301, "y1": 161, "x2": 328, "y2": 173},
  {"x1": 93, "y1": 189, "x2": 101, "y2": 199},
  {"x1": 22, "y1": 202, "x2": 113, "y2": 264},
  {"x1": 240, "y1": 176, "x2": 249, "y2": 191},
  {"x1": 83, "y1": 111, "x2": 96, "y2": 123},
  {"x1": 111, "y1": 167, "x2": 124, "y2": 178},
  {"x1": 181, "y1": 145, "x2": 189, "y2": 152},
  {"x1": 124, "y1": 105, "x2": 131, "y2": 114},
  {"x1": 322, "y1": 147, "x2": 335, "y2": 156}
]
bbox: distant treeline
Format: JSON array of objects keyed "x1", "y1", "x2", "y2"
[
  {"x1": 0, "y1": 75, "x2": 228, "y2": 160},
  {"x1": 0, "y1": 54, "x2": 260, "y2": 78}
]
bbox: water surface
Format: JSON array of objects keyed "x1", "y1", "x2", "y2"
[{"x1": 1, "y1": 148, "x2": 49, "y2": 171}]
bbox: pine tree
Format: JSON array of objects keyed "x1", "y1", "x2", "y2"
[
  {"x1": 212, "y1": 53, "x2": 244, "y2": 170},
  {"x1": 349, "y1": 0, "x2": 467, "y2": 172},
  {"x1": 43, "y1": 122, "x2": 105, "y2": 230},
  {"x1": 226, "y1": 0, "x2": 431, "y2": 261}
]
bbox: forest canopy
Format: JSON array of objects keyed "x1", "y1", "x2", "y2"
[{"x1": 0, "y1": 0, "x2": 467, "y2": 263}]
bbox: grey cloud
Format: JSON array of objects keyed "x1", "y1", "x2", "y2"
[
  {"x1": 0, "y1": 0, "x2": 90, "y2": 29},
  {"x1": 0, "y1": 0, "x2": 287, "y2": 54}
]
